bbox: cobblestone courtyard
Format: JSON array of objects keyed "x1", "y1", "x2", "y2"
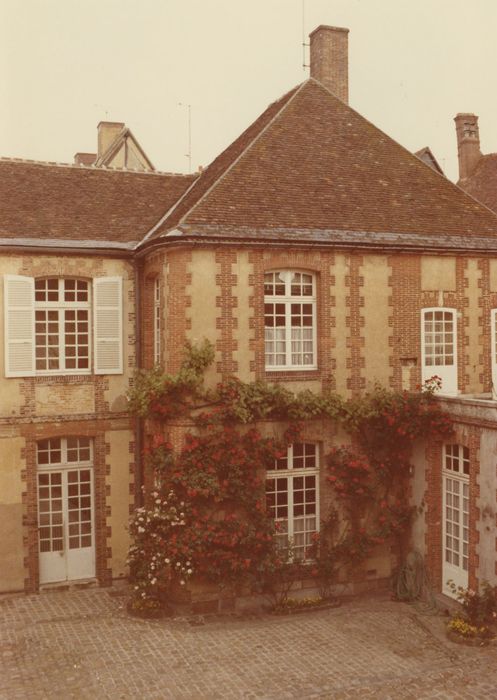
[{"x1": 1, "y1": 587, "x2": 496, "y2": 699}]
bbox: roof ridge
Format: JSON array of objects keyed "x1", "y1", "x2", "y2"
[
  {"x1": 173, "y1": 81, "x2": 308, "y2": 230},
  {"x1": 138, "y1": 82, "x2": 305, "y2": 246},
  {"x1": 0, "y1": 156, "x2": 193, "y2": 178}
]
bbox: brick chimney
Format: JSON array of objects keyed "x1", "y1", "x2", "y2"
[
  {"x1": 454, "y1": 113, "x2": 481, "y2": 181},
  {"x1": 97, "y1": 121, "x2": 125, "y2": 159},
  {"x1": 309, "y1": 25, "x2": 349, "y2": 103},
  {"x1": 74, "y1": 152, "x2": 96, "y2": 166}
]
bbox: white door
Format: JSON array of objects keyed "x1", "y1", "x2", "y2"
[
  {"x1": 442, "y1": 444, "x2": 469, "y2": 597},
  {"x1": 421, "y1": 308, "x2": 458, "y2": 396},
  {"x1": 37, "y1": 438, "x2": 95, "y2": 584}
]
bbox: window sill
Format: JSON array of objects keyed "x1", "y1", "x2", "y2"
[
  {"x1": 265, "y1": 369, "x2": 321, "y2": 382},
  {"x1": 33, "y1": 374, "x2": 94, "y2": 385}
]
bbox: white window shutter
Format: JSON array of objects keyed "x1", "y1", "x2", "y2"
[
  {"x1": 93, "y1": 277, "x2": 123, "y2": 375},
  {"x1": 4, "y1": 275, "x2": 35, "y2": 377}
]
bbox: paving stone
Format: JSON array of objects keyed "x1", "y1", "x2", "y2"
[{"x1": 1, "y1": 590, "x2": 496, "y2": 698}]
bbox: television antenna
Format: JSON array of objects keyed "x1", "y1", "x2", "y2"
[
  {"x1": 178, "y1": 103, "x2": 192, "y2": 173},
  {"x1": 302, "y1": 0, "x2": 309, "y2": 72}
]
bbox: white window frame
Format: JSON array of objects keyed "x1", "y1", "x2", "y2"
[
  {"x1": 34, "y1": 278, "x2": 91, "y2": 375},
  {"x1": 3, "y1": 274, "x2": 123, "y2": 377},
  {"x1": 421, "y1": 307, "x2": 458, "y2": 396},
  {"x1": 266, "y1": 442, "x2": 319, "y2": 561},
  {"x1": 153, "y1": 277, "x2": 161, "y2": 366},
  {"x1": 442, "y1": 443, "x2": 469, "y2": 596},
  {"x1": 37, "y1": 437, "x2": 95, "y2": 584},
  {"x1": 264, "y1": 270, "x2": 317, "y2": 371},
  {"x1": 37, "y1": 436, "x2": 94, "y2": 470}
]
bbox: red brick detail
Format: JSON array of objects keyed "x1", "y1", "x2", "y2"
[
  {"x1": 345, "y1": 254, "x2": 365, "y2": 395},
  {"x1": 19, "y1": 378, "x2": 36, "y2": 417},
  {"x1": 165, "y1": 249, "x2": 192, "y2": 373},
  {"x1": 388, "y1": 255, "x2": 422, "y2": 392},
  {"x1": 424, "y1": 441, "x2": 443, "y2": 590},
  {"x1": 466, "y1": 426, "x2": 481, "y2": 590},
  {"x1": 477, "y1": 259, "x2": 497, "y2": 393},
  {"x1": 215, "y1": 250, "x2": 238, "y2": 377}
]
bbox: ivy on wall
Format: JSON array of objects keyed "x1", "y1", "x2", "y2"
[{"x1": 127, "y1": 344, "x2": 452, "y2": 610}]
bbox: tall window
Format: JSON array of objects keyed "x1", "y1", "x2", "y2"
[
  {"x1": 421, "y1": 308, "x2": 457, "y2": 395},
  {"x1": 35, "y1": 279, "x2": 90, "y2": 372},
  {"x1": 264, "y1": 271, "x2": 316, "y2": 370},
  {"x1": 266, "y1": 443, "x2": 319, "y2": 560},
  {"x1": 37, "y1": 437, "x2": 94, "y2": 555},
  {"x1": 153, "y1": 278, "x2": 161, "y2": 365},
  {"x1": 442, "y1": 444, "x2": 469, "y2": 594}
]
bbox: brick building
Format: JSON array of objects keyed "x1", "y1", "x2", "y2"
[
  {"x1": 1, "y1": 25, "x2": 496, "y2": 599},
  {"x1": 455, "y1": 112, "x2": 497, "y2": 214}
]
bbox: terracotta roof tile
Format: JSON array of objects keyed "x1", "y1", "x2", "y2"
[
  {"x1": 0, "y1": 160, "x2": 196, "y2": 244},
  {"x1": 151, "y1": 85, "x2": 300, "y2": 237},
  {"x1": 458, "y1": 154, "x2": 497, "y2": 215},
  {"x1": 151, "y1": 79, "x2": 497, "y2": 241}
]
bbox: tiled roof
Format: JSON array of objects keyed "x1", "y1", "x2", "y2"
[
  {"x1": 149, "y1": 85, "x2": 300, "y2": 237},
  {"x1": 150, "y1": 79, "x2": 497, "y2": 241},
  {"x1": 0, "y1": 159, "x2": 196, "y2": 245},
  {"x1": 458, "y1": 154, "x2": 497, "y2": 215}
]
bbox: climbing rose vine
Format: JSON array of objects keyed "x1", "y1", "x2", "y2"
[{"x1": 127, "y1": 342, "x2": 454, "y2": 610}]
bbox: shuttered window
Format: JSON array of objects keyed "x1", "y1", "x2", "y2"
[
  {"x1": 93, "y1": 277, "x2": 123, "y2": 375},
  {"x1": 4, "y1": 275, "x2": 35, "y2": 377},
  {"x1": 3, "y1": 275, "x2": 123, "y2": 377}
]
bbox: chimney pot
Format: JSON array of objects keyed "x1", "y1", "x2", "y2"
[
  {"x1": 309, "y1": 25, "x2": 349, "y2": 103},
  {"x1": 454, "y1": 113, "x2": 481, "y2": 181}
]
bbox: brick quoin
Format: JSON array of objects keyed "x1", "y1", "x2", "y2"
[
  {"x1": 215, "y1": 250, "x2": 238, "y2": 378},
  {"x1": 345, "y1": 253, "x2": 365, "y2": 396},
  {"x1": 165, "y1": 248, "x2": 192, "y2": 374},
  {"x1": 388, "y1": 255, "x2": 422, "y2": 392}
]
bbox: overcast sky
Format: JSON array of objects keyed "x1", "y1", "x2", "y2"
[{"x1": 1, "y1": 0, "x2": 497, "y2": 182}]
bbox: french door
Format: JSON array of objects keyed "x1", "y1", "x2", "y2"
[
  {"x1": 421, "y1": 308, "x2": 458, "y2": 396},
  {"x1": 442, "y1": 444, "x2": 469, "y2": 596},
  {"x1": 37, "y1": 438, "x2": 95, "y2": 584}
]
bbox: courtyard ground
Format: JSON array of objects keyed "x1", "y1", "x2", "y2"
[{"x1": 1, "y1": 586, "x2": 496, "y2": 699}]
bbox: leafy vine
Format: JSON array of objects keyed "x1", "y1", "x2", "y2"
[{"x1": 127, "y1": 343, "x2": 453, "y2": 610}]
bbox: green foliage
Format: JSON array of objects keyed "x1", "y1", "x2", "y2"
[
  {"x1": 447, "y1": 580, "x2": 497, "y2": 629},
  {"x1": 200, "y1": 378, "x2": 344, "y2": 425},
  {"x1": 128, "y1": 425, "x2": 285, "y2": 609},
  {"x1": 127, "y1": 344, "x2": 454, "y2": 609},
  {"x1": 127, "y1": 339, "x2": 214, "y2": 419}
]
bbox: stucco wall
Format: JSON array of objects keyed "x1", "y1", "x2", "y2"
[
  {"x1": 107, "y1": 429, "x2": 133, "y2": 579},
  {"x1": 477, "y1": 428, "x2": 497, "y2": 586},
  {"x1": 0, "y1": 253, "x2": 134, "y2": 592},
  {"x1": 0, "y1": 435, "x2": 25, "y2": 591}
]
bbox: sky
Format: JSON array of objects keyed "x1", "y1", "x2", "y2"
[{"x1": 1, "y1": 0, "x2": 497, "y2": 182}]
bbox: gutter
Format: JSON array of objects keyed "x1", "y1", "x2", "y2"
[
  {"x1": 134, "y1": 233, "x2": 497, "y2": 259},
  {"x1": 134, "y1": 259, "x2": 144, "y2": 507}
]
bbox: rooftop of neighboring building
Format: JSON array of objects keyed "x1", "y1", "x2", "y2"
[{"x1": 0, "y1": 158, "x2": 196, "y2": 247}]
